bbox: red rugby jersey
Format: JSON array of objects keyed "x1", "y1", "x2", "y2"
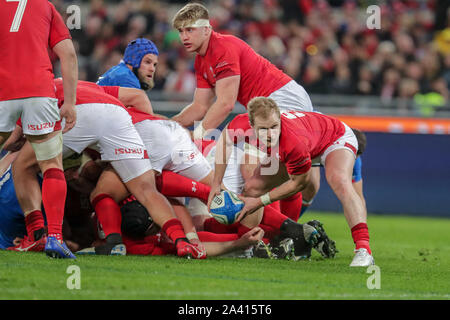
[
  {"x1": 0, "y1": 0, "x2": 71, "y2": 101},
  {"x1": 53, "y1": 79, "x2": 125, "y2": 108},
  {"x1": 227, "y1": 111, "x2": 346, "y2": 175},
  {"x1": 194, "y1": 31, "x2": 292, "y2": 107}
]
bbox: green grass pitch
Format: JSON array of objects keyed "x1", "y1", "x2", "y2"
[{"x1": 1, "y1": 211, "x2": 449, "y2": 300}]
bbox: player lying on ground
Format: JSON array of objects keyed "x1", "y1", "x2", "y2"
[
  {"x1": 3, "y1": 150, "x2": 265, "y2": 259},
  {"x1": 208, "y1": 97, "x2": 374, "y2": 267},
  {"x1": 75, "y1": 196, "x2": 264, "y2": 258},
  {"x1": 9, "y1": 80, "x2": 203, "y2": 259}
]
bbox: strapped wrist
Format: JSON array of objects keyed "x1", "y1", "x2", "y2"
[
  {"x1": 186, "y1": 232, "x2": 199, "y2": 241},
  {"x1": 260, "y1": 192, "x2": 272, "y2": 206},
  {"x1": 193, "y1": 121, "x2": 206, "y2": 139}
]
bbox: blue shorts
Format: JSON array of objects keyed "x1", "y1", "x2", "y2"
[{"x1": 0, "y1": 165, "x2": 26, "y2": 249}]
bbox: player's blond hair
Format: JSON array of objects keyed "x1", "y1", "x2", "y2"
[
  {"x1": 172, "y1": 3, "x2": 210, "y2": 29},
  {"x1": 247, "y1": 97, "x2": 281, "y2": 126}
]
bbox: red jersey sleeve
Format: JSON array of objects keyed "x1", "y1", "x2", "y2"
[
  {"x1": 194, "y1": 58, "x2": 212, "y2": 89},
  {"x1": 213, "y1": 47, "x2": 241, "y2": 81},
  {"x1": 100, "y1": 86, "x2": 120, "y2": 99},
  {"x1": 48, "y1": 3, "x2": 71, "y2": 48},
  {"x1": 282, "y1": 139, "x2": 312, "y2": 176}
]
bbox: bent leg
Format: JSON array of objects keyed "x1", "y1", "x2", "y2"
[
  {"x1": 325, "y1": 149, "x2": 372, "y2": 258},
  {"x1": 324, "y1": 149, "x2": 366, "y2": 228},
  {"x1": 27, "y1": 131, "x2": 66, "y2": 239}
]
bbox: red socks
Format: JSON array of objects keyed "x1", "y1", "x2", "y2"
[
  {"x1": 279, "y1": 192, "x2": 302, "y2": 222},
  {"x1": 155, "y1": 171, "x2": 210, "y2": 204},
  {"x1": 25, "y1": 210, "x2": 45, "y2": 241},
  {"x1": 92, "y1": 194, "x2": 122, "y2": 237},
  {"x1": 351, "y1": 222, "x2": 371, "y2": 254},
  {"x1": 261, "y1": 203, "x2": 288, "y2": 231},
  {"x1": 162, "y1": 218, "x2": 187, "y2": 243},
  {"x1": 42, "y1": 168, "x2": 67, "y2": 237},
  {"x1": 203, "y1": 217, "x2": 238, "y2": 234},
  {"x1": 197, "y1": 231, "x2": 239, "y2": 242}
]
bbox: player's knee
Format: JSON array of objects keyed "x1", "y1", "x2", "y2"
[
  {"x1": 326, "y1": 171, "x2": 352, "y2": 195},
  {"x1": 243, "y1": 180, "x2": 265, "y2": 197}
]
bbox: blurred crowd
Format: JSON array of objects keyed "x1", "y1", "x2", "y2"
[{"x1": 52, "y1": 0, "x2": 450, "y2": 114}]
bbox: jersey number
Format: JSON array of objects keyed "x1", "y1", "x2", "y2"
[
  {"x1": 7, "y1": 0, "x2": 28, "y2": 32},
  {"x1": 281, "y1": 111, "x2": 305, "y2": 119}
]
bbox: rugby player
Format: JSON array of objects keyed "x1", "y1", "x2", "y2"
[
  {"x1": 0, "y1": 0, "x2": 78, "y2": 258},
  {"x1": 171, "y1": 2, "x2": 314, "y2": 226},
  {"x1": 97, "y1": 38, "x2": 158, "y2": 91},
  {"x1": 209, "y1": 97, "x2": 374, "y2": 267}
]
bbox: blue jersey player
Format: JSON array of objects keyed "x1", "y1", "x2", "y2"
[
  {"x1": 97, "y1": 38, "x2": 159, "y2": 91},
  {"x1": 0, "y1": 152, "x2": 27, "y2": 249}
]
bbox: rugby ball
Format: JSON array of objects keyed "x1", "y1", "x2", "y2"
[{"x1": 210, "y1": 190, "x2": 244, "y2": 225}]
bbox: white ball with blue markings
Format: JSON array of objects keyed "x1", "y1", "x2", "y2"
[{"x1": 210, "y1": 190, "x2": 244, "y2": 225}]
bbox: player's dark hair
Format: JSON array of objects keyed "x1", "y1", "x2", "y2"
[
  {"x1": 352, "y1": 128, "x2": 367, "y2": 156},
  {"x1": 121, "y1": 200, "x2": 153, "y2": 239}
]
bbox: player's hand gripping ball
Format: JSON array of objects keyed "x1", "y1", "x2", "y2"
[{"x1": 210, "y1": 190, "x2": 244, "y2": 225}]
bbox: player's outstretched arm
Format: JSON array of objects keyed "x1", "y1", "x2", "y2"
[
  {"x1": 172, "y1": 88, "x2": 215, "y2": 127},
  {"x1": 207, "y1": 125, "x2": 234, "y2": 210},
  {"x1": 52, "y1": 39, "x2": 78, "y2": 133},
  {"x1": 195, "y1": 75, "x2": 240, "y2": 139},
  {"x1": 117, "y1": 87, "x2": 153, "y2": 114},
  {"x1": 201, "y1": 227, "x2": 264, "y2": 257}
]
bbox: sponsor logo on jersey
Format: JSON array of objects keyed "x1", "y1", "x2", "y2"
[
  {"x1": 114, "y1": 147, "x2": 144, "y2": 155},
  {"x1": 27, "y1": 122, "x2": 56, "y2": 131}
]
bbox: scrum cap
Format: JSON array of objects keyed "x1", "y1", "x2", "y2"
[{"x1": 123, "y1": 38, "x2": 159, "y2": 69}]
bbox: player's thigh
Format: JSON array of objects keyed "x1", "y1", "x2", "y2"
[
  {"x1": 134, "y1": 120, "x2": 173, "y2": 173},
  {"x1": 91, "y1": 165, "x2": 129, "y2": 203},
  {"x1": 168, "y1": 122, "x2": 212, "y2": 181},
  {"x1": 324, "y1": 149, "x2": 355, "y2": 193},
  {"x1": 243, "y1": 161, "x2": 289, "y2": 196},
  {"x1": 21, "y1": 97, "x2": 61, "y2": 136},
  {"x1": 0, "y1": 99, "x2": 23, "y2": 136},
  {"x1": 26, "y1": 130, "x2": 63, "y2": 172},
  {"x1": 0, "y1": 132, "x2": 12, "y2": 147}
]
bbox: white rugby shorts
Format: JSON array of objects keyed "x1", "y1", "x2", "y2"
[
  {"x1": 268, "y1": 80, "x2": 313, "y2": 112},
  {"x1": 0, "y1": 97, "x2": 60, "y2": 135},
  {"x1": 62, "y1": 103, "x2": 147, "y2": 162},
  {"x1": 134, "y1": 119, "x2": 212, "y2": 182},
  {"x1": 312, "y1": 122, "x2": 358, "y2": 166}
]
